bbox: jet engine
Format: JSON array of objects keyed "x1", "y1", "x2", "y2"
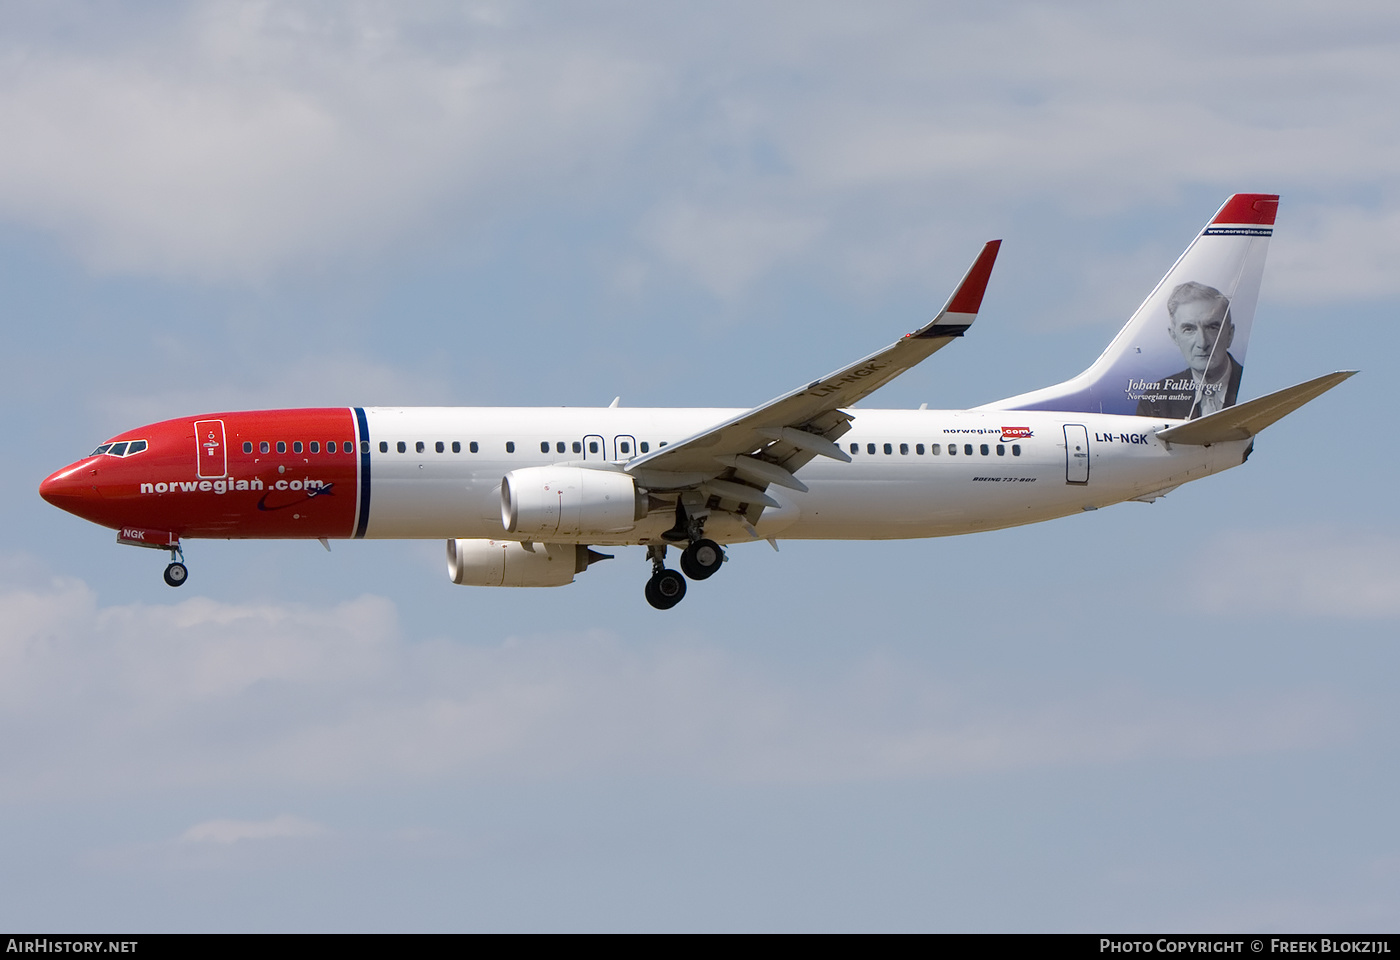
[
  {"x1": 447, "y1": 538, "x2": 610, "y2": 587},
  {"x1": 501, "y1": 466, "x2": 647, "y2": 538}
]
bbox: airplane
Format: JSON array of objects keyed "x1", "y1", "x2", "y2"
[{"x1": 40, "y1": 193, "x2": 1354, "y2": 609}]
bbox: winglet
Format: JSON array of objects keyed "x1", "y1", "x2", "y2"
[
  {"x1": 945, "y1": 239, "x2": 1002, "y2": 316},
  {"x1": 910, "y1": 240, "x2": 1001, "y2": 339}
]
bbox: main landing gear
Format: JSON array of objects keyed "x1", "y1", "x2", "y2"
[
  {"x1": 643, "y1": 501, "x2": 726, "y2": 609},
  {"x1": 645, "y1": 546, "x2": 687, "y2": 610}
]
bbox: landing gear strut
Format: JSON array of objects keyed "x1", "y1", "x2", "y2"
[{"x1": 644, "y1": 544, "x2": 686, "y2": 610}]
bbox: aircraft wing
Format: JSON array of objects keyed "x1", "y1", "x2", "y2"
[{"x1": 624, "y1": 240, "x2": 1001, "y2": 501}]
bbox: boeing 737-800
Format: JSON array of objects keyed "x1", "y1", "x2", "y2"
[{"x1": 40, "y1": 194, "x2": 1353, "y2": 609}]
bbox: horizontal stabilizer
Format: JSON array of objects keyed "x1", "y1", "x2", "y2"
[{"x1": 1155, "y1": 371, "x2": 1356, "y2": 445}]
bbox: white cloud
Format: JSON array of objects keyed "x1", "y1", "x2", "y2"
[
  {"x1": 2, "y1": 1, "x2": 1398, "y2": 298},
  {"x1": 1192, "y1": 527, "x2": 1400, "y2": 619},
  {"x1": 93, "y1": 352, "x2": 456, "y2": 435},
  {"x1": 181, "y1": 813, "x2": 328, "y2": 844},
  {"x1": 1267, "y1": 205, "x2": 1400, "y2": 302},
  {"x1": 0, "y1": 2, "x2": 656, "y2": 280},
  {"x1": 0, "y1": 568, "x2": 1353, "y2": 803},
  {"x1": 644, "y1": 203, "x2": 824, "y2": 298}
]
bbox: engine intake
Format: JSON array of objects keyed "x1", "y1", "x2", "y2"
[{"x1": 501, "y1": 466, "x2": 646, "y2": 538}]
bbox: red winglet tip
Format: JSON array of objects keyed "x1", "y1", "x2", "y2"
[
  {"x1": 945, "y1": 239, "x2": 1001, "y2": 315},
  {"x1": 1212, "y1": 194, "x2": 1279, "y2": 226}
]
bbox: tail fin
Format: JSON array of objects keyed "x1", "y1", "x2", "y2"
[{"x1": 981, "y1": 194, "x2": 1277, "y2": 419}]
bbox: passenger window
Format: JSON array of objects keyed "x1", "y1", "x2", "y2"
[
  {"x1": 243, "y1": 442, "x2": 253, "y2": 454},
  {"x1": 260, "y1": 441, "x2": 270, "y2": 454},
  {"x1": 932, "y1": 444, "x2": 941, "y2": 455},
  {"x1": 589, "y1": 441, "x2": 599, "y2": 454},
  {"x1": 359, "y1": 441, "x2": 367, "y2": 454},
  {"x1": 949, "y1": 444, "x2": 957, "y2": 455},
  {"x1": 557, "y1": 442, "x2": 565, "y2": 453},
  {"x1": 867, "y1": 443, "x2": 876, "y2": 455},
  {"x1": 850, "y1": 443, "x2": 859, "y2": 454},
  {"x1": 452, "y1": 441, "x2": 461, "y2": 453},
  {"x1": 397, "y1": 441, "x2": 406, "y2": 453},
  {"x1": 276, "y1": 441, "x2": 286, "y2": 454},
  {"x1": 293, "y1": 441, "x2": 303, "y2": 454},
  {"x1": 506, "y1": 442, "x2": 515, "y2": 453},
  {"x1": 659, "y1": 441, "x2": 667, "y2": 447},
  {"x1": 310, "y1": 441, "x2": 319, "y2": 453},
  {"x1": 572, "y1": 441, "x2": 582, "y2": 454},
  {"x1": 916, "y1": 444, "x2": 925, "y2": 455},
  {"x1": 883, "y1": 443, "x2": 893, "y2": 455},
  {"x1": 379, "y1": 442, "x2": 388, "y2": 453},
  {"x1": 413, "y1": 441, "x2": 423, "y2": 453},
  {"x1": 640, "y1": 442, "x2": 650, "y2": 453},
  {"x1": 328, "y1": 441, "x2": 337, "y2": 453},
  {"x1": 108, "y1": 442, "x2": 129, "y2": 457},
  {"x1": 470, "y1": 442, "x2": 479, "y2": 453},
  {"x1": 900, "y1": 443, "x2": 909, "y2": 455},
  {"x1": 540, "y1": 441, "x2": 549, "y2": 453},
  {"x1": 979, "y1": 444, "x2": 988, "y2": 456},
  {"x1": 964, "y1": 444, "x2": 973, "y2": 455},
  {"x1": 1012, "y1": 444, "x2": 1021, "y2": 456},
  {"x1": 620, "y1": 441, "x2": 631, "y2": 454},
  {"x1": 436, "y1": 441, "x2": 444, "y2": 453},
  {"x1": 996, "y1": 444, "x2": 1005, "y2": 456}
]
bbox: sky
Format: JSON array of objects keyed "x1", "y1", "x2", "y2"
[{"x1": 2, "y1": 0, "x2": 1399, "y2": 932}]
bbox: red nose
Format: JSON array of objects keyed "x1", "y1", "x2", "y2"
[{"x1": 39, "y1": 463, "x2": 100, "y2": 515}]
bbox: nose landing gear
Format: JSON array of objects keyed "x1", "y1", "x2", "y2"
[
  {"x1": 163, "y1": 559, "x2": 188, "y2": 587},
  {"x1": 116, "y1": 528, "x2": 189, "y2": 588},
  {"x1": 161, "y1": 540, "x2": 188, "y2": 587}
]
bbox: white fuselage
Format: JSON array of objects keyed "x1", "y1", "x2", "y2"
[{"x1": 358, "y1": 406, "x2": 1246, "y2": 545}]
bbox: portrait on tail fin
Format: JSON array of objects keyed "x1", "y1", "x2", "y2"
[{"x1": 1133, "y1": 281, "x2": 1243, "y2": 420}]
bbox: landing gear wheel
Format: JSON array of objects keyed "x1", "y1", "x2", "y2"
[
  {"x1": 163, "y1": 562, "x2": 188, "y2": 588},
  {"x1": 644, "y1": 569, "x2": 687, "y2": 610},
  {"x1": 680, "y1": 539, "x2": 724, "y2": 580}
]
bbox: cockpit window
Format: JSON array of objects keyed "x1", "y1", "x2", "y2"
[{"x1": 90, "y1": 440, "x2": 148, "y2": 458}]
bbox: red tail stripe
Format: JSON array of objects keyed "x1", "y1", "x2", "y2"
[{"x1": 1211, "y1": 194, "x2": 1279, "y2": 226}]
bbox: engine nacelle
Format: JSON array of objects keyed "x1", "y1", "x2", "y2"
[
  {"x1": 501, "y1": 466, "x2": 645, "y2": 538},
  {"x1": 447, "y1": 538, "x2": 603, "y2": 588}
]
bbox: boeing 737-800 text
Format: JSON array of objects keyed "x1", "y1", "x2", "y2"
[{"x1": 40, "y1": 194, "x2": 1353, "y2": 608}]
